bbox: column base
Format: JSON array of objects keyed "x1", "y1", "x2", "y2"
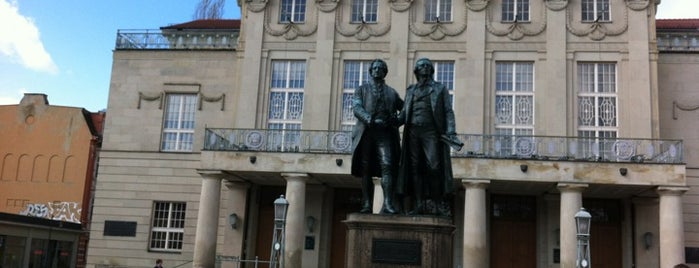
[{"x1": 344, "y1": 213, "x2": 455, "y2": 268}]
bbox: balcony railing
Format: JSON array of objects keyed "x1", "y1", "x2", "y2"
[
  {"x1": 204, "y1": 128, "x2": 683, "y2": 164},
  {"x1": 657, "y1": 32, "x2": 699, "y2": 52},
  {"x1": 115, "y1": 29, "x2": 239, "y2": 50}
]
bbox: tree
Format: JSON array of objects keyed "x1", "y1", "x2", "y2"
[{"x1": 194, "y1": 0, "x2": 226, "y2": 19}]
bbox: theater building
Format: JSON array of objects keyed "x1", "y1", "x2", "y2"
[{"x1": 86, "y1": 1, "x2": 699, "y2": 267}]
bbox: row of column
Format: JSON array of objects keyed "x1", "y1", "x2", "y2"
[
  {"x1": 191, "y1": 171, "x2": 688, "y2": 268},
  {"x1": 460, "y1": 180, "x2": 689, "y2": 268},
  {"x1": 193, "y1": 171, "x2": 309, "y2": 268}
]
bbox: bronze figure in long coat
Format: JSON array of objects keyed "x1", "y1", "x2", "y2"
[
  {"x1": 397, "y1": 58, "x2": 457, "y2": 216},
  {"x1": 350, "y1": 59, "x2": 403, "y2": 214}
]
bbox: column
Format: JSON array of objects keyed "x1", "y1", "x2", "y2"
[
  {"x1": 372, "y1": 177, "x2": 383, "y2": 214},
  {"x1": 462, "y1": 179, "x2": 489, "y2": 268},
  {"x1": 222, "y1": 181, "x2": 250, "y2": 262},
  {"x1": 283, "y1": 173, "x2": 308, "y2": 268},
  {"x1": 193, "y1": 170, "x2": 224, "y2": 268},
  {"x1": 658, "y1": 186, "x2": 689, "y2": 267},
  {"x1": 558, "y1": 183, "x2": 587, "y2": 268}
]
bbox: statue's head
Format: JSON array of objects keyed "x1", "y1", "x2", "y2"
[
  {"x1": 413, "y1": 58, "x2": 434, "y2": 77},
  {"x1": 369, "y1": 59, "x2": 388, "y2": 79}
]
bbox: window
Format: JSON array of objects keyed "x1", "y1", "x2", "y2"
[
  {"x1": 425, "y1": 0, "x2": 452, "y2": 22},
  {"x1": 582, "y1": 0, "x2": 610, "y2": 22},
  {"x1": 578, "y1": 62, "x2": 617, "y2": 157},
  {"x1": 494, "y1": 62, "x2": 534, "y2": 136},
  {"x1": 162, "y1": 94, "x2": 197, "y2": 152},
  {"x1": 341, "y1": 60, "x2": 372, "y2": 131},
  {"x1": 351, "y1": 0, "x2": 378, "y2": 23},
  {"x1": 433, "y1": 61, "x2": 455, "y2": 105},
  {"x1": 502, "y1": 0, "x2": 529, "y2": 22},
  {"x1": 280, "y1": 0, "x2": 306, "y2": 23},
  {"x1": 150, "y1": 202, "x2": 186, "y2": 252},
  {"x1": 269, "y1": 60, "x2": 306, "y2": 151}
]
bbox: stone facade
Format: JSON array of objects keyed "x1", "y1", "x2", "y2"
[{"x1": 86, "y1": 1, "x2": 699, "y2": 268}]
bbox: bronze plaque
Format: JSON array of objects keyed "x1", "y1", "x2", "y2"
[{"x1": 371, "y1": 239, "x2": 421, "y2": 265}]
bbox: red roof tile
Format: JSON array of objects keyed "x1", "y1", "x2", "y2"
[
  {"x1": 161, "y1": 19, "x2": 241, "y2": 30},
  {"x1": 657, "y1": 19, "x2": 699, "y2": 30}
]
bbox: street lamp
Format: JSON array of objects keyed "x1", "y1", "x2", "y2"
[
  {"x1": 270, "y1": 195, "x2": 289, "y2": 268},
  {"x1": 575, "y1": 207, "x2": 592, "y2": 268}
]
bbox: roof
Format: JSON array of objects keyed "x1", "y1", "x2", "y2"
[
  {"x1": 657, "y1": 19, "x2": 699, "y2": 31},
  {"x1": 161, "y1": 19, "x2": 241, "y2": 30}
]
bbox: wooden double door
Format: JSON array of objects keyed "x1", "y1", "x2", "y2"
[{"x1": 490, "y1": 195, "x2": 622, "y2": 268}]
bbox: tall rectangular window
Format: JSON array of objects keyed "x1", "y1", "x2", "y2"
[
  {"x1": 280, "y1": 0, "x2": 306, "y2": 23},
  {"x1": 577, "y1": 62, "x2": 617, "y2": 137},
  {"x1": 578, "y1": 62, "x2": 617, "y2": 157},
  {"x1": 351, "y1": 0, "x2": 378, "y2": 23},
  {"x1": 502, "y1": 0, "x2": 530, "y2": 22},
  {"x1": 494, "y1": 62, "x2": 534, "y2": 136},
  {"x1": 269, "y1": 60, "x2": 306, "y2": 151},
  {"x1": 341, "y1": 60, "x2": 372, "y2": 131},
  {"x1": 425, "y1": 0, "x2": 452, "y2": 22},
  {"x1": 162, "y1": 94, "x2": 197, "y2": 152},
  {"x1": 150, "y1": 202, "x2": 186, "y2": 252},
  {"x1": 433, "y1": 61, "x2": 455, "y2": 105},
  {"x1": 582, "y1": 0, "x2": 610, "y2": 22}
]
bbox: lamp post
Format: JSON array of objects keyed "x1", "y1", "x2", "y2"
[
  {"x1": 575, "y1": 207, "x2": 592, "y2": 268},
  {"x1": 270, "y1": 195, "x2": 289, "y2": 268}
]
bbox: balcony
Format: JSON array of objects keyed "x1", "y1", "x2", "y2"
[
  {"x1": 201, "y1": 128, "x2": 685, "y2": 194},
  {"x1": 204, "y1": 128, "x2": 682, "y2": 164},
  {"x1": 115, "y1": 29, "x2": 239, "y2": 50}
]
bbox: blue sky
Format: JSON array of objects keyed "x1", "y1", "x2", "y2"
[{"x1": 0, "y1": 0, "x2": 695, "y2": 112}]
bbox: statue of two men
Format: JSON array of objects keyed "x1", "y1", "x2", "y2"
[{"x1": 351, "y1": 58, "x2": 460, "y2": 216}]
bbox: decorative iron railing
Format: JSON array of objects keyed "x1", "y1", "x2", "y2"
[
  {"x1": 657, "y1": 32, "x2": 699, "y2": 52},
  {"x1": 204, "y1": 128, "x2": 683, "y2": 164},
  {"x1": 115, "y1": 29, "x2": 239, "y2": 50}
]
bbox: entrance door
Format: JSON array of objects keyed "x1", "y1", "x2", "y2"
[
  {"x1": 329, "y1": 188, "x2": 362, "y2": 268},
  {"x1": 490, "y1": 195, "x2": 537, "y2": 268},
  {"x1": 584, "y1": 199, "x2": 622, "y2": 268},
  {"x1": 254, "y1": 187, "x2": 285, "y2": 268}
]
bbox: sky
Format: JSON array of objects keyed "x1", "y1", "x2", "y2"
[{"x1": 0, "y1": 0, "x2": 696, "y2": 112}]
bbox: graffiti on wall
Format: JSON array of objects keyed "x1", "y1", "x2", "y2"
[{"x1": 19, "y1": 201, "x2": 81, "y2": 223}]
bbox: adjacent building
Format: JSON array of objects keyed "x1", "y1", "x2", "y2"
[
  {"x1": 0, "y1": 94, "x2": 104, "y2": 267},
  {"x1": 86, "y1": 1, "x2": 699, "y2": 268}
]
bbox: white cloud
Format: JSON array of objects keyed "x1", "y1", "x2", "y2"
[
  {"x1": 0, "y1": 88, "x2": 26, "y2": 105},
  {"x1": 0, "y1": 0, "x2": 58, "y2": 74},
  {"x1": 657, "y1": 0, "x2": 699, "y2": 19}
]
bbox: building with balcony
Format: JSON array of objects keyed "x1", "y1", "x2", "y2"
[
  {"x1": 0, "y1": 93, "x2": 104, "y2": 268},
  {"x1": 86, "y1": 1, "x2": 698, "y2": 268}
]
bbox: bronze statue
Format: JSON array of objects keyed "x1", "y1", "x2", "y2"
[
  {"x1": 397, "y1": 58, "x2": 460, "y2": 216},
  {"x1": 351, "y1": 59, "x2": 404, "y2": 214}
]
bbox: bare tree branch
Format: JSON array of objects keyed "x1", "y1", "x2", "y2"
[{"x1": 194, "y1": 0, "x2": 226, "y2": 19}]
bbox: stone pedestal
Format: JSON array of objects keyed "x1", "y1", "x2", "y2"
[{"x1": 344, "y1": 213, "x2": 455, "y2": 268}]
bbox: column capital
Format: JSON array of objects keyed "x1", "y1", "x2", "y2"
[
  {"x1": 557, "y1": 183, "x2": 588, "y2": 193},
  {"x1": 657, "y1": 186, "x2": 690, "y2": 196},
  {"x1": 197, "y1": 169, "x2": 227, "y2": 180},
  {"x1": 224, "y1": 181, "x2": 251, "y2": 190},
  {"x1": 281, "y1": 173, "x2": 309, "y2": 180},
  {"x1": 461, "y1": 179, "x2": 490, "y2": 189}
]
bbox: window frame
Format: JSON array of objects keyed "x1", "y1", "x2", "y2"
[
  {"x1": 424, "y1": 0, "x2": 453, "y2": 23},
  {"x1": 432, "y1": 60, "x2": 455, "y2": 106},
  {"x1": 351, "y1": 0, "x2": 379, "y2": 23},
  {"x1": 581, "y1": 0, "x2": 610, "y2": 22},
  {"x1": 280, "y1": 0, "x2": 307, "y2": 23},
  {"x1": 149, "y1": 201, "x2": 186, "y2": 252},
  {"x1": 341, "y1": 60, "x2": 372, "y2": 131},
  {"x1": 161, "y1": 93, "x2": 198, "y2": 152},
  {"x1": 501, "y1": 0, "x2": 530, "y2": 22},
  {"x1": 268, "y1": 60, "x2": 307, "y2": 151},
  {"x1": 494, "y1": 61, "x2": 535, "y2": 136}
]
